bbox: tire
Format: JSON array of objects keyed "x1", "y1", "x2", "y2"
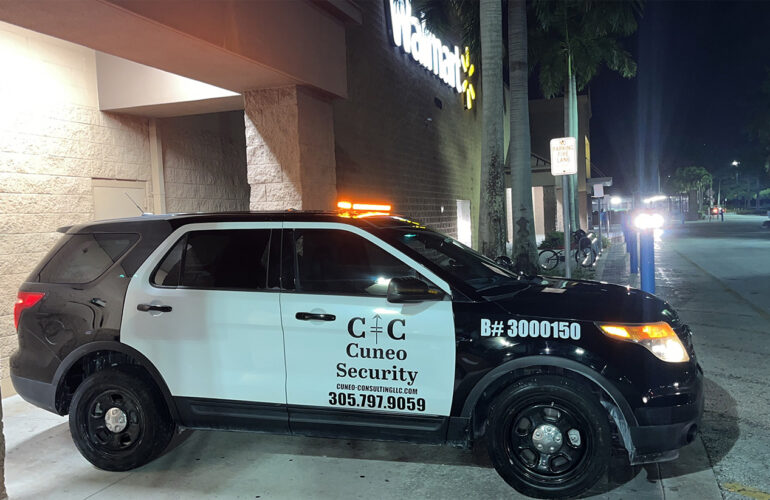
[
  {"x1": 538, "y1": 250, "x2": 559, "y2": 271},
  {"x1": 575, "y1": 246, "x2": 595, "y2": 268},
  {"x1": 69, "y1": 367, "x2": 175, "y2": 471},
  {"x1": 485, "y1": 375, "x2": 611, "y2": 499}
]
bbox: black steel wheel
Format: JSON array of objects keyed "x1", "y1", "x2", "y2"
[
  {"x1": 486, "y1": 375, "x2": 611, "y2": 499},
  {"x1": 538, "y1": 250, "x2": 560, "y2": 271},
  {"x1": 69, "y1": 367, "x2": 175, "y2": 471}
]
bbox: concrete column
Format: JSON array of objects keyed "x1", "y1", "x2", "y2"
[{"x1": 243, "y1": 86, "x2": 336, "y2": 211}]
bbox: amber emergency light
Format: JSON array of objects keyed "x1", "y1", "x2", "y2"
[
  {"x1": 597, "y1": 321, "x2": 689, "y2": 363},
  {"x1": 337, "y1": 201, "x2": 392, "y2": 217}
]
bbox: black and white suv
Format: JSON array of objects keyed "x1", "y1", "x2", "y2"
[{"x1": 11, "y1": 210, "x2": 703, "y2": 498}]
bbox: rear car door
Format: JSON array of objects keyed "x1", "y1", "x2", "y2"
[
  {"x1": 122, "y1": 222, "x2": 286, "y2": 406},
  {"x1": 280, "y1": 223, "x2": 456, "y2": 425}
]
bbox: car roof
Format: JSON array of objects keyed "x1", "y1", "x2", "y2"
[{"x1": 63, "y1": 211, "x2": 424, "y2": 234}]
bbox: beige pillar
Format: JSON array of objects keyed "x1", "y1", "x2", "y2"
[{"x1": 243, "y1": 86, "x2": 336, "y2": 211}]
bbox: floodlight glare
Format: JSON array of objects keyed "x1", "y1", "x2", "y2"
[
  {"x1": 643, "y1": 195, "x2": 667, "y2": 204},
  {"x1": 634, "y1": 213, "x2": 665, "y2": 230},
  {"x1": 610, "y1": 196, "x2": 622, "y2": 205}
]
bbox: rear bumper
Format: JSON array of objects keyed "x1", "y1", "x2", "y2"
[
  {"x1": 627, "y1": 365, "x2": 704, "y2": 464},
  {"x1": 11, "y1": 373, "x2": 58, "y2": 414}
]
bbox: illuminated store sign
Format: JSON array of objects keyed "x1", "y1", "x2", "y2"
[{"x1": 387, "y1": 0, "x2": 465, "y2": 94}]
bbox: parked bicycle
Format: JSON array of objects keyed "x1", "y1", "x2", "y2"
[{"x1": 537, "y1": 230, "x2": 597, "y2": 271}]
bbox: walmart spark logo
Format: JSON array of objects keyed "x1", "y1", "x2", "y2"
[{"x1": 460, "y1": 46, "x2": 476, "y2": 110}]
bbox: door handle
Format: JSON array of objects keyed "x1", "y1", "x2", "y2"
[
  {"x1": 137, "y1": 303, "x2": 172, "y2": 313},
  {"x1": 295, "y1": 312, "x2": 336, "y2": 321}
]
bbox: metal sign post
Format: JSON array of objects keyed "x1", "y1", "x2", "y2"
[{"x1": 550, "y1": 137, "x2": 578, "y2": 279}]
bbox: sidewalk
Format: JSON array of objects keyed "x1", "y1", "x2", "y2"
[{"x1": 594, "y1": 234, "x2": 722, "y2": 500}]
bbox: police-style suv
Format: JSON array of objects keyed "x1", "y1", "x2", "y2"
[{"x1": 11, "y1": 211, "x2": 703, "y2": 498}]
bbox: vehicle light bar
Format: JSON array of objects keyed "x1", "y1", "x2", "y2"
[{"x1": 337, "y1": 201, "x2": 392, "y2": 212}]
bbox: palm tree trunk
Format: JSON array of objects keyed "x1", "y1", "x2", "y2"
[
  {"x1": 478, "y1": 0, "x2": 506, "y2": 258},
  {"x1": 507, "y1": 0, "x2": 537, "y2": 273}
]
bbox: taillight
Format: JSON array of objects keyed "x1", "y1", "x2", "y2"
[{"x1": 14, "y1": 292, "x2": 45, "y2": 330}]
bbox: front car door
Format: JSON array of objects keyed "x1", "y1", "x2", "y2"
[
  {"x1": 280, "y1": 223, "x2": 456, "y2": 440},
  {"x1": 122, "y1": 222, "x2": 287, "y2": 428}
]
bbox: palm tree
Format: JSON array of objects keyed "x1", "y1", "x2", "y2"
[
  {"x1": 530, "y1": 0, "x2": 642, "y2": 230},
  {"x1": 478, "y1": 0, "x2": 506, "y2": 257},
  {"x1": 507, "y1": 0, "x2": 538, "y2": 273}
]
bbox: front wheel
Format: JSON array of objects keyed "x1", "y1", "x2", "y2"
[
  {"x1": 69, "y1": 367, "x2": 175, "y2": 471},
  {"x1": 486, "y1": 375, "x2": 611, "y2": 499}
]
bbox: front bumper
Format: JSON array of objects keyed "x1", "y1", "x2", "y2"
[{"x1": 626, "y1": 364, "x2": 704, "y2": 464}]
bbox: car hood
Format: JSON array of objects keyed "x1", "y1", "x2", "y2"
[{"x1": 485, "y1": 277, "x2": 678, "y2": 325}]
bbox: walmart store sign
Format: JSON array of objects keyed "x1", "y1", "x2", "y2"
[{"x1": 387, "y1": 0, "x2": 463, "y2": 94}]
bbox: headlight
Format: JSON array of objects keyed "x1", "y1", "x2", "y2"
[{"x1": 597, "y1": 322, "x2": 690, "y2": 363}]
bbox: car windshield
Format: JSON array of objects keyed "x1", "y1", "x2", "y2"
[{"x1": 383, "y1": 227, "x2": 525, "y2": 292}]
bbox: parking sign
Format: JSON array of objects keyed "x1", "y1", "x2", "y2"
[{"x1": 550, "y1": 137, "x2": 578, "y2": 176}]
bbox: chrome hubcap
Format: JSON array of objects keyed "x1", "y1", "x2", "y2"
[
  {"x1": 104, "y1": 407, "x2": 128, "y2": 433},
  {"x1": 532, "y1": 423, "x2": 563, "y2": 454}
]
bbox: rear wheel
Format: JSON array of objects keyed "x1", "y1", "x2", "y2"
[
  {"x1": 69, "y1": 367, "x2": 175, "y2": 471},
  {"x1": 575, "y1": 246, "x2": 595, "y2": 267},
  {"x1": 486, "y1": 376, "x2": 611, "y2": 499},
  {"x1": 538, "y1": 250, "x2": 559, "y2": 271}
]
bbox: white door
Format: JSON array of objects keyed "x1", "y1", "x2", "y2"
[
  {"x1": 92, "y1": 179, "x2": 148, "y2": 219},
  {"x1": 280, "y1": 223, "x2": 456, "y2": 416},
  {"x1": 122, "y1": 222, "x2": 286, "y2": 403}
]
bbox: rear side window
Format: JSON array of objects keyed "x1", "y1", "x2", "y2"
[
  {"x1": 39, "y1": 233, "x2": 138, "y2": 284},
  {"x1": 152, "y1": 229, "x2": 272, "y2": 290}
]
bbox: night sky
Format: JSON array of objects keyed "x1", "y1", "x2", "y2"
[{"x1": 590, "y1": 0, "x2": 770, "y2": 195}]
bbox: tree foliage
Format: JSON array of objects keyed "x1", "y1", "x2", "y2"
[
  {"x1": 668, "y1": 166, "x2": 712, "y2": 194},
  {"x1": 529, "y1": 0, "x2": 641, "y2": 98}
]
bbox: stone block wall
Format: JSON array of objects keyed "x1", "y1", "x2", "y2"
[
  {"x1": 0, "y1": 21, "x2": 153, "y2": 393},
  {"x1": 332, "y1": 1, "x2": 482, "y2": 243},
  {"x1": 160, "y1": 111, "x2": 249, "y2": 213},
  {"x1": 0, "y1": 22, "x2": 250, "y2": 394}
]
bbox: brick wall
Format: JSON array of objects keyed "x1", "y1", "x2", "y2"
[
  {"x1": 332, "y1": 1, "x2": 482, "y2": 244},
  {"x1": 160, "y1": 111, "x2": 249, "y2": 213}
]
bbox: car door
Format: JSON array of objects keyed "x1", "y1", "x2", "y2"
[
  {"x1": 122, "y1": 222, "x2": 286, "y2": 409},
  {"x1": 280, "y1": 223, "x2": 456, "y2": 428}
]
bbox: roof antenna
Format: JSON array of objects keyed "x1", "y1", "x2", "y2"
[{"x1": 124, "y1": 192, "x2": 150, "y2": 215}]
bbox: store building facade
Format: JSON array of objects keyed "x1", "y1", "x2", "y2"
[{"x1": 0, "y1": 0, "x2": 592, "y2": 394}]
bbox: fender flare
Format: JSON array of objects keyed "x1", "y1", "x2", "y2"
[
  {"x1": 53, "y1": 341, "x2": 179, "y2": 420},
  {"x1": 459, "y1": 355, "x2": 639, "y2": 429}
]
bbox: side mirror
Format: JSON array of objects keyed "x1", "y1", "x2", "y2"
[
  {"x1": 387, "y1": 277, "x2": 444, "y2": 303},
  {"x1": 495, "y1": 255, "x2": 514, "y2": 270}
]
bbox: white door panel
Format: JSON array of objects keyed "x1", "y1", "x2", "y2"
[
  {"x1": 281, "y1": 223, "x2": 455, "y2": 417},
  {"x1": 122, "y1": 222, "x2": 286, "y2": 403},
  {"x1": 282, "y1": 293, "x2": 455, "y2": 416}
]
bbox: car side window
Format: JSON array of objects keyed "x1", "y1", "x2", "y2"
[
  {"x1": 152, "y1": 229, "x2": 272, "y2": 290},
  {"x1": 293, "y1": 229, "x2": 416, "y2": 296}
]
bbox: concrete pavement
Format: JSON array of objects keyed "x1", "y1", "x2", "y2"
[{"x1": 597, "y1": 214, "x2": 770, "y2": 500}]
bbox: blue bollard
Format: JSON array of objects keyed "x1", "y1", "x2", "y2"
[
  {"x1": 628, "y1": 231, "x2": 638, "y2": 275},
  {"x1": 639, "y1": 230, "x2": 655, "y2": 294}
]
